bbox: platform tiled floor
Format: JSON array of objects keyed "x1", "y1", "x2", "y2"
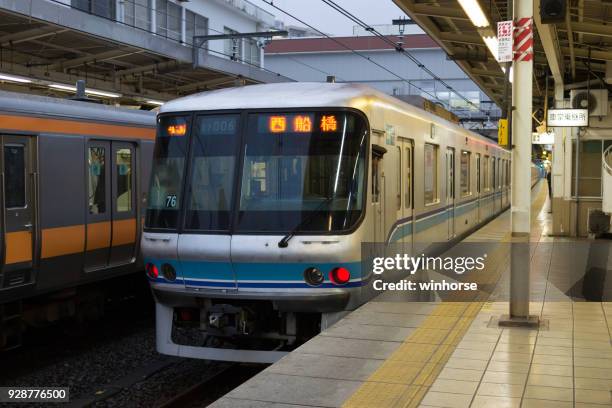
[{"x1": 210, "y1": 182, "x2": 611, "y2": 408}]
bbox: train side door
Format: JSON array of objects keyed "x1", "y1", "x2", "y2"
[
  {"x1": 1, "y1": 135, "x2": 36, "y2": 289},
  {"x1": 371, "y1": 146, "x2": 385, "y2": 244},
  {"x1": 110, "y1": 143, "x2": 137, "y2": 266},
  {"x1": 85, "y1": 141, "x2": 112, "y2": 271},
  {"x1": 446, "y1": 147, "x2": 455, "y2": 240},
  {"x1": 476, "y1": 153, "x2": 481, "y2": 222}
]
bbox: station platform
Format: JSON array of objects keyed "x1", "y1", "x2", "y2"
[{"x1": 210, "y1": 181, "x2": 612, "y2": 408}]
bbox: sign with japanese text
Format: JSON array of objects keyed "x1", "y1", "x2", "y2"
[
  {"x1": 497, "y1": 21, "x2": 513, "y2": 62},
  {"x1": 547, "y1": 109, "x2": 589, "y2": 127}
]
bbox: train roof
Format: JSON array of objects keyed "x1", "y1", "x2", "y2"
[
  {"x1": 161, "y1": 82, "x2": 500, "y2": 146},
  {"x1": 0, "y1": 90, "x2": 155, "y2": 127}
]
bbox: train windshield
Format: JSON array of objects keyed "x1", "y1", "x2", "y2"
[
  {"x1": 146, "y1": 115, "x2": 190, "y2": 229},
  {"x1": 145, "y1": 110, "x2": 368, "y2": 233},
  {"x1": 236, "y1": 111, "x2": 367, "y2": 232}
]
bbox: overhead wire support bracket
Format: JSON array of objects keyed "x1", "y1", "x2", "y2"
[{"x1": 192, "y1": 30, "x2": 288, "y2": 68}]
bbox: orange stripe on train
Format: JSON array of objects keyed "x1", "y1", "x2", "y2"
[
  {"x1": 0, "y1": 114, "x2": 155, "y2": 140},
  {"x1": 5, "y1": 231, "x2": 33, "y2": 264},
  {"x1": 41, "y1": 225, "x2": 85, "y2": 258}
]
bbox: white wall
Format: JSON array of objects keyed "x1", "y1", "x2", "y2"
[{"x1": 184, "y1": 0, "x2": 262, "y2": 57}]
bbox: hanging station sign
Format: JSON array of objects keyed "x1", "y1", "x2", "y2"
[
  {"x1": 497, "y1": 20, "x2": 514, "y2": 63},
  {"x1": 547, "y1": 109, "x2": 589, "y2": 127}
]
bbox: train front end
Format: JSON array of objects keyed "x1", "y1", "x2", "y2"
[{"x1": 142, "y1": 107, "x2": 370, "y2": 362}]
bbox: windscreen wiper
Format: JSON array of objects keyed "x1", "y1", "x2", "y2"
[{"x1": 278, "y1": 196, "x2": 334, "y2": 248}]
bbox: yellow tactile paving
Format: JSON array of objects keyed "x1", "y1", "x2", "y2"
[{"x1": 343, "y1": 183, "x2": 550, "y2": 408}]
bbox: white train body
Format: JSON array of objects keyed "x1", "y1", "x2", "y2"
[{"x1": 142, "y1": 83, "x2": 514, "y2": 362}]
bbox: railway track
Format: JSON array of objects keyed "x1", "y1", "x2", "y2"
[{"x1": 158, "y1": 364, "x2": 265, "y2": 408}]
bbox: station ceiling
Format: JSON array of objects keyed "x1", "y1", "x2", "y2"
[
  {"x1": 393, "y1": 0, "x2": 611, "y2": 115},
  {"x1": 0, "y1": 1, "x2": 289, "y2": 106}
]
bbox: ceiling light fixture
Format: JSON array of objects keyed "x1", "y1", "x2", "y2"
[
  {"x1": 48, "y1": 83, "x2": 121, "y2": 98},
  {"x1": 0, "y1": 73, "x2": 33, "y2": 84},
  {"x1": 457, "y1": 0, "x2": 491, "y2": 28}
]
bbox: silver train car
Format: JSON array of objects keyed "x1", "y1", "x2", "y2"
[
  {"x1": 143, "y1": 83, "x2": 515, "y2": 363},
  {"x1": 0, "y1": 91, "x2": 155, "y2": 349}
]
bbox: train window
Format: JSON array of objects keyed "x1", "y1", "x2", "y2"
[
  {"x1": 236, "y1": 111, "x2": 367, "y2": 233},
  {"x1": 497, "y1": 158, "x2": 501, "y2": 188},
  {"x1": 146, "y1": 115, "x2": 190, "y2": 229},
  {"x1": 483, "y1": 155, "x2": 490, "y2": 191},
  {"x1": 88, "y1": 147, "x2": 106, "y2": 214},
  {"x1": 184, "y1": 114, "x2": 240, "y2": 231},
  {"x1": 507, "y1": 160, "x2": 511, "y2": 186},
  {"x1": 116, "y1": 148, "x2": 132, "y2": 212},
  {"x1": 424, "y1": 143, "x2": 438, "y2": 205},
  {"x1": 396, "y1": 146, "x2": 401, "y2": 210},
  {"x1": 4, "y1": 145, "x2": 26, "y2": 208},
  {"x1": 491, "y1": 157, "x2": 496, "y2": 190},
  {"x1": 460, "y1": 150, "x2": 471, "y2": 197},
  {"x1": 476, "y1": 153, "x2": 481, "y2": 194},
  {"x1": 372, "y1": 155, "x2": 381, "y2": 203},
  {"x1": 405, "y1": 146, "x2": 412, "y2": 208}
]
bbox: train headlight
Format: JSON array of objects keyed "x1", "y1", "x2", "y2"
[
  {"x1": 145, "y1": 263, "x2": 159, "y2": 279},
  {"x1": 329, "y1": 267, "x2": 351, "y2": 285},
  {"x1": 303, "y1": 267, "x2": 324, "y2": 286},
  {"x1": 162, "y1": 263, "x2": 177, "y2": 281}
]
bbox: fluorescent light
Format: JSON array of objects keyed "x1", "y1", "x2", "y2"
[
  {"x1": 0, "y1": 73, "x2": 32, "y2": 84},
  {"x1": 49, "y1": 84, "x2": 77, "y2": 92},
  {"x1": 85, "y1": 89, "x2": 121, "y2": 98},
  {"x1": 48, "y1": 83, "x2": 121, "y2": 98},
  {"x1": 458, "y1": 0, "x2": 490, "y2": 28},
  {"x1": 482, "y1": 35, "x2": 499, "y2": 61},
  {"x1": 145, "y1": 99, "x2": 165, "y2": 106}
]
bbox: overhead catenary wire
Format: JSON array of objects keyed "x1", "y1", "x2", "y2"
[
  {"x1": 257, "y1": 0, "x2": 450, "y2": 106},
  {"x1": 320, "y1": 0, "x2": 490, "y2": 115}
]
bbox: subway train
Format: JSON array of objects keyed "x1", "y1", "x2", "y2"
[
  {"x1": 0, "y1": 91, "x2": 155, "y2": 349},
  {"x1": 142, "y1": 83, "x2": 536, "y2": 363}
]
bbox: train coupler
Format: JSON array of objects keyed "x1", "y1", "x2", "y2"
[{"x1": 205, "y1": 304, "x2": 254, "y2": 337}]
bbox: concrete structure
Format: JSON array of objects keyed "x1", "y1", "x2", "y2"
[
  {"x1": 0, "y1": 0, "x2": 289, "y2": 105},
  {"x1": 264, "y1": 34, "x2": 502, "y2": 126}
]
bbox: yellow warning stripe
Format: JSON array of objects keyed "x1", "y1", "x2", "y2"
[{"x1": 343, "y1": 182, "x2": 548, "y2": 408}]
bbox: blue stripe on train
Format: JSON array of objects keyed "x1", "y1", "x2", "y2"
[{"x1": 144, "y1": 259, "x2": 363, "y2": 288}]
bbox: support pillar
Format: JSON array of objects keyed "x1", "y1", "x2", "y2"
[{"x1": 500, "y1": 0, "x2": 539, "y2": 328}]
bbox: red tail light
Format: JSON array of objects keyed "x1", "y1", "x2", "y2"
[
  {"x1": 329, "y1": 267, "x2": 351, "y2": 285},
  {"x1": 145, "y1": 263, "x2": 159, "y2": 279}
]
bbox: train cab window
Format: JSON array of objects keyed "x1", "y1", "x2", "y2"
[
  {"x1": 184, "y1": 114, "x2": 240, "y2": 231},
  {"x1": 146, "y1": 115, "x2": 190, "y2": 229},
  {"x1": 88, "y1": 147, "x2": 106, "y2": 214},
  {"x1": 116, "y1": 148, "x2": 132, "y2": 212},
  {"x1": 424, "y1": 143, "x2": 438, "y2": 205},
  {"x1": 236, "y1": 111, "x2": 368, "y2": 233},
  {"x1": 460, "y1": 150, "x2": 471, "y2": 197},
  {"x1": 4, "y1": 145, "x2": 26, "y2": 208}
]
